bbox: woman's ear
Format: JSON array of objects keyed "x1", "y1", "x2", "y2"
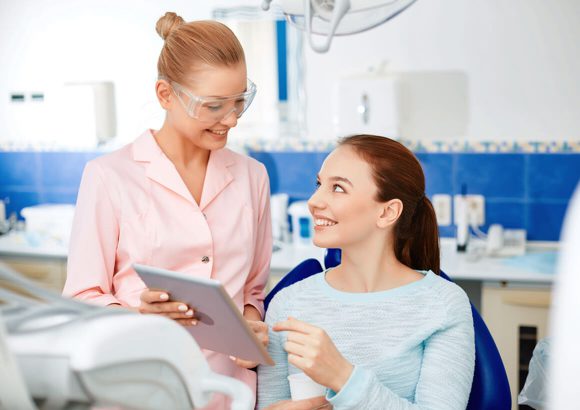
[
  {"x1": 377, "y1": 199, "x2": 403, "y2": 228},
  {"x1": 156, "y1": 80, "x2": 173, "y2": 110}
]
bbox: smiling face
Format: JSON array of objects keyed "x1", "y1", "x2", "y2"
[
  {"x1": 158, "y1": 63, "x2": 248, "y2": 150},
  {"x1": 307, "y1": 145, "x2": 388, "y2": 249}
]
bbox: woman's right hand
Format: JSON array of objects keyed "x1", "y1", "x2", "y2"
[{"x1": 139, "y1": 289, "x2": 198, "y2": 326}]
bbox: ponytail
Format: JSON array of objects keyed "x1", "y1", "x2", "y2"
[{"x1": 395, "y1": 195, "x2": 440, "y2": 274}]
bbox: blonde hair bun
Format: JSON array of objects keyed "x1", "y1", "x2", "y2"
[{"x1": 156, "y1": 12, "x2": 185, "y2": 40}]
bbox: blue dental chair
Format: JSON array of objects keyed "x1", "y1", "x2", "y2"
[{"x1": 264, "y1": 248, "x2": 511, "y2": 410}]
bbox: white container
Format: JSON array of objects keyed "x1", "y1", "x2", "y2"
[
  {"x1": 287, "y1": 373, "x2": 326, "y2": 401},
  {"x1": 20, "y1": 204, "x2": 75, "y2": 246},
  {"x1": 288, "y1": 201, "x2": 313, "y2": 248},
  {"x1": 455, "y1": 195, "x2": 469, "y2": 252},
  {"x1": 270, "y1": 193, "x2": 290, "y2": 243},
  {"x1": 0, "y1": 199, "x2": 6, "y2": 224}
]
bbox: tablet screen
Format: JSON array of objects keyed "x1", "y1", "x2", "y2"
[{"x1": 134, "y1": 264, "x2": 274, "y2": 366}]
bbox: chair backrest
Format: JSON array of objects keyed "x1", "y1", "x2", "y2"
[
  {"x1": 264, "y1": 258, "x2": 323, "y2": 311},
  {"x1": 266, "y1": 248, "x2": 511, "y2": 410},
  {"x1": 437, "y1": 271, "x2": 512, "y2": 410}
]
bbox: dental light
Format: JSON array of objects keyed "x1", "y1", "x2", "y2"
[{"x1": 261, "y1": 0, "x2": 418, "y2": 52}]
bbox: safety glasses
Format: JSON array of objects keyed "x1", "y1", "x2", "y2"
[{"x1": 170, "y1": 79, "x2": 256, "y2": 123}]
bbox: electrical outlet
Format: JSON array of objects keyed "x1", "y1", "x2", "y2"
[
  {"x1": 432, "y1": 194, "x2": 451, "y2": 226},
  {"x1": 454, "y1": 194, "x2": 485, "y2": 226}
]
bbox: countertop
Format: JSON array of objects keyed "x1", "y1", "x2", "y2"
[
  {"x1": 0, "y1": 231, "x2": 558, "y2": 284},
  {"x1": 270, "y1": 238, "x2": 558, "y2": 285},
  {"x1": 0, "y1": 231, "x2": 68, "y2": 260}
]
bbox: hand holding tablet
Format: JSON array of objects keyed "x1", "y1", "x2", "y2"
[
  {"x1": 138, "y1": 287, "x2": 199, "y2": 326},
  {"x1": 134, "y1": 264, "x2": 274, "y2": 366}
]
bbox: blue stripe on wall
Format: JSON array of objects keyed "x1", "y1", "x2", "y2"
[
  {"x1": 249, "y1": 151, "x2": 580, "y2": 241},
  {"x1": 275, "y1": 20, "x2": 288, "y2": 102},
  {"x1": 0, "y1": 149, "x2": 578, "y2": 241}
]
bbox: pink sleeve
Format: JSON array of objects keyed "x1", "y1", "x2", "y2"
[
  {"x1": 63, "y1": 161, "x2": 123, "y2": 306},
  {"x1": 243, "y1": 165, "x2": 272, "y2": 318}
]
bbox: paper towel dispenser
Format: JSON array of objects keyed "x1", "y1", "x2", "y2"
[
  {"x1": 334, "y1": 70, "x2": 469, "y2": 139},
  {"x1": 334, "y1": 73, "x2": 398, "y2": 137}
]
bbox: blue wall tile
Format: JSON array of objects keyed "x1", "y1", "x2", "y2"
[
  {"x1": 0, "y1": 152, "x2": 41, "y2": 188},
  {"x1": 438, "y1": 225, "x2": 455, "y2": 238},
  {"x1": 41, "y1": 189, "x2": 79, "y2": 205},
  {"x1": 1, "y1": 151, "x2": 101, "y2": 219},
  {"x1": 0, "y1": 189, "x2": 42, "y2": 219},
  {"x1": 416, "y1": 153, "x2": 454, "y2": 195},
  {"x1": 455, "y1": 154, "x2": 525, "y2": 198},
  {"x1": 528, "y1": 154, "x2": 580, "y2": 200},
  {"x1": 1, "y1": 149, "x2": 578, "y2": 242},
  {"x1": 485, "y1": 200, "x2": 526, "y2": 230},
  {"x1": 250, "y1": 151, "x2": 329, "y2": 200},
  {"x1": 39, "y1": 152, "x2": 92, "y2": 188},
  {"x1": 527, "y1": 201, "x2": 569, "y2": 241}
]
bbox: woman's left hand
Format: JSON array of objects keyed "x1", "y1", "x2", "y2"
[
  {"x1": 274, "y1": 317, "x2": 353, "y2": 392},
  {"x1": 231, "y1": 319, "x2": 269, "y2": 369}
]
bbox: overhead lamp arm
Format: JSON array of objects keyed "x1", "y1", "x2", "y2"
[
  {"x1": 306, "y1": 0, "x2": 351, "y2": 52},
  {"x1": 262, "y1": 0, "x2": 417, "y2": 53}
]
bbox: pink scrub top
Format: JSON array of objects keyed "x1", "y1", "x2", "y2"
[{"x1": 63, "y1": 130, "x2": 272, "y2": 409}]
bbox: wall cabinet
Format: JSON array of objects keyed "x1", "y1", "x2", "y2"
[{"x1": 482, "y1": 284, "x2": 551, "y2": 410}]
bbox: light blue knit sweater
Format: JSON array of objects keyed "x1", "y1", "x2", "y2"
[{"x1": 257, "y1": 270, "x2": 475, "y2": 409}]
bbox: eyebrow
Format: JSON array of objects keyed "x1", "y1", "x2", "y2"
[{"x1": 317, "y1": 174, "x2": 354, "y2": 187}]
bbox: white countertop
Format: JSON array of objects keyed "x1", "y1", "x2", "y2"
[
  {"x1": 270, "y1": 238, "x2": 558, "y2": 285},
  {"x1": 0, "y1": 231, "x2": 68, "y2": 260},
  {"x1": 0, "y1": 231, "x2": 558, "y2": 284}
]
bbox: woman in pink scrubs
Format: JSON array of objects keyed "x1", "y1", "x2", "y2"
[{"x1": 63, "y1": 12, "x2": 272, "y2": 409}]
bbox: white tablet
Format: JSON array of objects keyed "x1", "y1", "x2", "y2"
[{"x1": 134, "y1": 264, "x2": 274, "y2": 366}]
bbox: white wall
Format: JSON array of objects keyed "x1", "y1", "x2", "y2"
[
  {"x1": 1, "y1": 0, "x2": 579, "y2": 145},
  {"x1": 0, "y1": 0, "x2": 215, "y2": 146},
  {"x1": 304, "y1": 0, "x2": 580, "y2": 140}
]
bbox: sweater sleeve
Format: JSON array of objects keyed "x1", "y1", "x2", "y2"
[
  {"x1": 257, "y1": 291, "x2": 292, "y2": 408},
  {"x1": 327, "y1": 290, "x2": 475, "y2": 410}
]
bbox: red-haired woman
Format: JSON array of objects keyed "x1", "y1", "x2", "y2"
[{"x1": 259, "y1": 135, "x2": 475, "y2": 410}]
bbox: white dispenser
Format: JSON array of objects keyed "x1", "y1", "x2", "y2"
[
  {"x1": 270, "y1": 193, "x2": 290, "y2": 243},
  {"x1": 0, "y1": 199, "x2": 8, "y2": 234},
  {"x1": 455, "y1": 194, "x2": 469, "y2": 252},
  {"x1": 288, "y1": 201, "x2": 313, "y2": 247},
  {"x1": 334, "y1": 70, "x2": 399, "y2": 137}
]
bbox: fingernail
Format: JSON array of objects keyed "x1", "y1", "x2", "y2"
[
  {"x1": 178, "y1": 304, "x2": 187, "y2": 312},
  {"x1": 159, "y1": 293, "x2": 168, "y2": 300},
  {"x1": 185, "y1": 309, "x2": 193, "y2": 316},
  {"x1": 229, "y1": 355, "x2": 236, "y2": 361},
  {"x1": 191, "y1": 320, "x2": 198, "y2": 326}
]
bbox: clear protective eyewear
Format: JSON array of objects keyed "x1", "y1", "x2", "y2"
[{"x1": 170, "y1": 79, "x2": 257, "y2": 122}]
